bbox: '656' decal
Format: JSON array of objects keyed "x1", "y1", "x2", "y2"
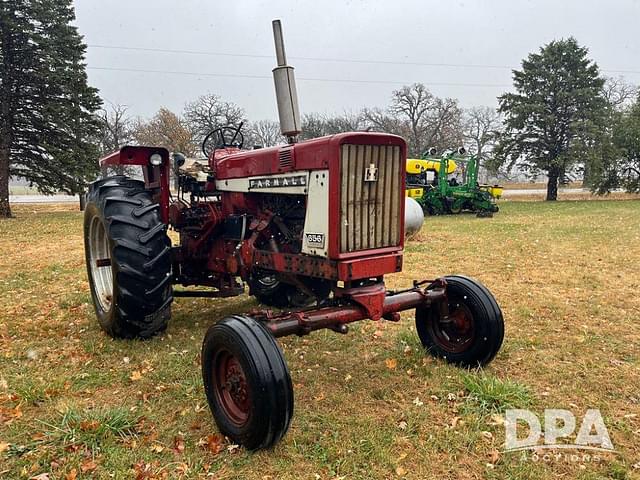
[{"x1": 305, "y1": 233, "x2": 325, "y2": 248}]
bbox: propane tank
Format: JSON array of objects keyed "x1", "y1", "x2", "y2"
[
  {"x1": 272, "y1": 20, "x2": 302, "y2": 143},
  {"x1": 404, "y1": 197, "x2": 424, "y2": 238}
]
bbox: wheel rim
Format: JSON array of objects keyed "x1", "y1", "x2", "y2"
[
  {"x1": 88, "y1": 215, "x2": 113, "y2": 312},
  {"x1": 257, "y1": 274, "x2": 279, "y2": 289},
  {"x1": 429, "y1": 298, "x2": 475, "y2": 353},
  {"x1": 213, "y1": 350, "x2": 250, "y2": 427}
]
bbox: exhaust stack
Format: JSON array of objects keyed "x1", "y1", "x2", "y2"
[{"x1": 272, "y1": 19, "x2": 302, "y2": 143}]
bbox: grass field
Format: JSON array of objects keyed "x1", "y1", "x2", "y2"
[{"x1": 1, "y1": 200, "x2": 639, "y2": 479}]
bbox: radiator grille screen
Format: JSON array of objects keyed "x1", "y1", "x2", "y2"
[{"x1": 339, "y1": 144, "x2": 402, "y2": 253}]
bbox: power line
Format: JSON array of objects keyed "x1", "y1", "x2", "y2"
[
  {"x1": 87, "y1": 65, "x2": 513, "y2": 88},
  {"x1": 86, "y1": 43, "x2": 640, "y2": 75},
  {"x1": 87, "y1": 43, "x2": 512, "y2": 70}
]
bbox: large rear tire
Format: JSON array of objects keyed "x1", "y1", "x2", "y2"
[
  {"x1": 202, "y1": 315, "x2": 294, "y2": 450},
  {"x1": 416, "y1": 275, "x2": 504, "y2": 367},
  {"x1": 83, "y1": 176, "x2": 173, "y2": 339}
]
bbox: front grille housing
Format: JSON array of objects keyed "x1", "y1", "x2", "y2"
[{"x1": 339, "y1": 144, "x2": 402, "y2": 253}]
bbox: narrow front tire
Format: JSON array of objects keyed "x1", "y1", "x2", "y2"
[
  {"x1": 416, "y1": 275, "x2": 504, "y2": 367},
  {"x1": 201, "y1": 315, "x2": 294, "y2": 450}
]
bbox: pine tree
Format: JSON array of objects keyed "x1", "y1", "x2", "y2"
[
  {"x1": 0, "y1": 0, "x2": 101, "y2": 217},
  {"x1": 495, "y1": 38, "x2": 606, "y2": 200}
]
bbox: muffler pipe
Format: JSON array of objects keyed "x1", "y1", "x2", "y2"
[{"x1": 272, "y1": 19, "x2": 302, "y2": 143}]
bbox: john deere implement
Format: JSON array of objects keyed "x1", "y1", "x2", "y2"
[{"x1": 406, "y1": 148, "x2": 502, "y2": 216}]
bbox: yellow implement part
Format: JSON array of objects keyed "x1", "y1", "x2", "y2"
[
  {"x1": 406, "y1": 188, "x2": 424, "y2": 199},
  {"x1": 480, "y1": 185, "x2": 504, "y2": 199},
  {"x1": 407, "y1": 158, "x2": 457, "y2": 175}
]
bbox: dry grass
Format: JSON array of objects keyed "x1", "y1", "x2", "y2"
[
  {"x1": 502, "y1": 181, "x2": 584, "y2": 190},
  {"x1": 1, "y1": 200, "x2": 639, "y2": 479},
  {"x1": 502, "y1": 191, "x2": 640, "y2": 202}
]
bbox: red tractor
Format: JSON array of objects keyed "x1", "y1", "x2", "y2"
[{"x1": 83, "y1": 21, "x2": 504, "y2": 450}]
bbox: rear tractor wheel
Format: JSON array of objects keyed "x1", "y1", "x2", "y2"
[
  {"x1": 83, "y1": 176, "x2": 173, "y2": 339},
  {"x1": 202, "y1": 315, "x2": 294, "y2": 450},
  {"x1": 415, "y1": 275, "x2": 504, "y2": 367}
]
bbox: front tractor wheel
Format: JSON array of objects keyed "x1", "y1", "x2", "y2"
[
  {"x1": 416, "y1": 276, "x2": 504, "y2": 367},
  {"x1": 202, "y1": 315, "x2": 293, "y2": 450},
  {"x1": 84, "y1": 176, "x2": 173, "y2": 339}
]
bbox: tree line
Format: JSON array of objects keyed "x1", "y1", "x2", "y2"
[
  {"x1": 96, "y1": 88, "x2": 501, "y2": 167},
  {"x1": 1, "y1": 0, "x2": 639, "y2": 217}
]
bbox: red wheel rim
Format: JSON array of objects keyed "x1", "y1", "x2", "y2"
[
  {"x1": 429, "y1": 300, "x2": 475, "y2": 353},
  {"x1": 212, "y1": 350, "x2": 251, "y2": 427}
]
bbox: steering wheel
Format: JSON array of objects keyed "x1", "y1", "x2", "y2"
[{"x1": 201, "y1": 123, "x2": 244, "y2": 157}]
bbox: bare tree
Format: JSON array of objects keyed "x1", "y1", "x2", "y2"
[
  {"x1": 463, "y1": 106, "x2": 501, "y2": 155},
  {"x1": 603, "y1": 76, "x2": 638, "y2": 110},
  {"x1": 133, "y1": 108, "x2": 196, "y2": 156},
  {"x1": 300, "y1": 111, "x2": 367, "y2": 140},
  {"x1": 96, "y1": 103, "x2": 134, "y2": 175},
  {"x1": 97, "y1": 103, "x2": 133, "y2": 150},
  {"x1": 362, "y1": 107, "x2": 408, "y2": 138},
  {"x1": 183, "y1": 94, "x2": 246, "y2": 146},
  {"x1": 366, "y1": 83, "x2": 463, "y2": 157},
  {"x1": 300, "y1": 113, "x2": 328, "y2": 140},
  {"x1": 389, "y1": 83, "x2": 434, "y2": 156},
  {"x1": 247, "y1": 120, "x2": 285, "y2": 148},
  {"x1": 323, "y1": 111, "x2": 367, "y2": 133},
  {"x1": 463, "y1": 106, "x2": 503, "y2": 180}
]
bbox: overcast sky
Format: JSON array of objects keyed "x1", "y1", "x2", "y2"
[{"x1": 74, "y1": 0, "x2": 640, "y2": 122}]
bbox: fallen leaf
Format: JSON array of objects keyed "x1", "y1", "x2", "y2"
[
  {"x1": 30, "y1": 474, "x2": 50, "y2": 480},
  {"x1": 133, "y1": 461, "x2": 153, "y2": 480},
  {"x1": 173, "y1": 436, "x2": 185, "y2": 454},
  {"x1": 0, "y1": 441, "x2": 9, "y2": 453},
  {"x1": 13, "y1": 405, "x2": 23, "y2": 419},
  {"x1": 130, "y1": 371, "x2": 143, "y2": 381},
  {"x1": 150, "y1": 444, "x2": 164, "y2": 453},
  {"x1": 80, "y1": 420, "x2": 99, "y2": 432},
  {"x1": 65, "y1": 468, "x2": 77, "y2": 480},
  {"x1": 385, "y1": 358, "x2": 397, "y2": 370},
  {"x1": 201, "y1": 434, "x2": 223, "y2": 455},
  {"x1": 488, "y1": 449, "x2": 500, "y2": 464},
  {"x1": 80, "y1": 459, "x2": 98, "y2": 473}
]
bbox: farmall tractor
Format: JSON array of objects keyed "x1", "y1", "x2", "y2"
[{"x1": 83, "y1": 21, "x2": 504, "y2": 450}]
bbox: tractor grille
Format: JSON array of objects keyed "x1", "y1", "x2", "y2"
[{"x1": 339, "y1": 144, "x2": 402, "y2": 253}]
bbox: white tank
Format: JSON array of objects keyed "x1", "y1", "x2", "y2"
[{"x1": 404, "y1": 196, "x2": 424, "y2": 238}]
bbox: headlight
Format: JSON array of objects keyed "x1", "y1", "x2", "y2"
[{"x1": 149, "y1": 153, "x2": 163, "y2": 166}]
